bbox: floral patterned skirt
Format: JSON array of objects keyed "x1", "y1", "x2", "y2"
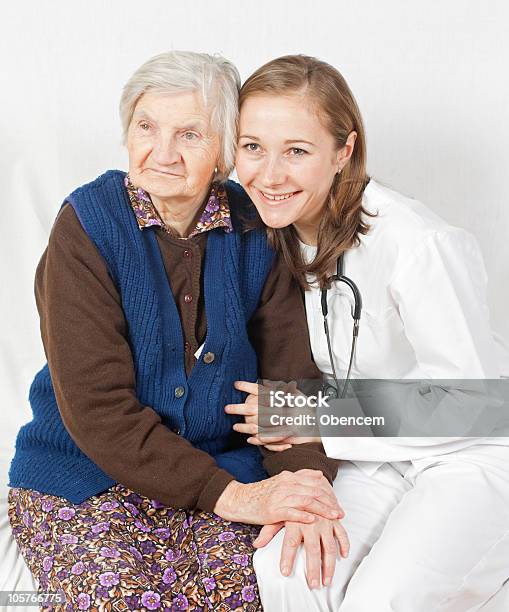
[{"x1": 7, "y1": 484, "x2": 262, "y2": 611}]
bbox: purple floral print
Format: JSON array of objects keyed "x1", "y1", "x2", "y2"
[
  {"x1": 76, "y1": 592, "x2": 91, "y2": 610},
  {"x1": 141, "y1": 590, "x2": 161, "y2": 610},
  {"x1": 124, "y1": 175, "x2": 233, "y2": 237},
  {"x1": 8, "y1": 484, "x2": 262, "y2": 610},
  {"x1": 58, "y1": 507, "x2": 75, "y2": 520},
  {"x1": 98, "y1": 571, "x2": 120, "y2": 587}
]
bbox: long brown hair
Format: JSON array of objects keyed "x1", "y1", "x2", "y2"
[{"x1": 239, "y1": 54, "x2": 373, "y2": 290}]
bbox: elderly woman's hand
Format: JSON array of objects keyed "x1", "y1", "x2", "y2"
[
  {"x1": 213, "y1": 469, "x2": 344, "y2": 526},
  {"x1": 254, "y1": 517, "x2": 349, "y2": 588},
  {"x1": 225, "y1": 380, "x2": 321, "y2": 450}
]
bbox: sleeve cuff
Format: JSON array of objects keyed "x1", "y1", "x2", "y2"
[
  {"x1": 196, "y1": 468, "x2": 236, "y2": 513},
  {"x1": 261, "y1": 443, "x2": 341, "y2": 485}
]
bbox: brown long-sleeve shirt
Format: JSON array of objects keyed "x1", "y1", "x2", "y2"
[{"x1": 36, "y1": 203, "x2": 339, "y2": 512}]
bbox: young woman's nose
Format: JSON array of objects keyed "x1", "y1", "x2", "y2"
[{"x1": 260, "y1": 154, "x2": 286, "y2": 187}]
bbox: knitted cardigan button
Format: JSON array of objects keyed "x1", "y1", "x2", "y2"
[
  {"x1": 203, "y1": 352, "x2": 215, "y2": 364},
  {"x1": 184, "y1": 294, "x2": 193, "y2": 303},
  {"x1": 174, "y1": 386, "x2": 185, "y2": 398}
]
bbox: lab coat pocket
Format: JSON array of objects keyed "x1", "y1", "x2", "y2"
[
  {"x1": 356, "y1": 307, "x2": 413, "y2": 377},
  {"x1": 327, "y1": 287, "x2": 406, "y2": 377}
]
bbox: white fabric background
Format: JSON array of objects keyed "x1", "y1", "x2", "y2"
[{"x1": 1, "y1": 1, "x2": 508, "y2": 607}]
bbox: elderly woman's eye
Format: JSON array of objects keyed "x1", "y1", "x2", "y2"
[
  {"x1": 183, "y1": 132, "x2": 199, "y2": 141},
  {"x1": 244, "y1": 143, "x2": 260, "y2": 152},
  {"x1": 138, "y1": 121, "x2": 150, "y2": 132}
]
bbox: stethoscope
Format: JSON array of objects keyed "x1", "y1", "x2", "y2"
[{"x1": 321, "y1": 252, "x2": 362, "y2": 398}]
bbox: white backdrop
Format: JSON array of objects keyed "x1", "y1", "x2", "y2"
[
  {"x1": 1, "y1": 0, "x2": 509, "y2": 498},
  {"x1": 1, "y1": 1, "x2": 509, "y2": 605}
]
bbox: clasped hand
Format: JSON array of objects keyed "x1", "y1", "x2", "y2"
[
  {"x1": 222, "y1": 380, "x2": 349, "y2": 588},
  {"x1": 226, "y1": 379, "x2": 320, "y2": 451}
]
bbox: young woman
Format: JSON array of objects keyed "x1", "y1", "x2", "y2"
[{"x1": 229, "y1": 55, "x2": 509, "y2": 611}]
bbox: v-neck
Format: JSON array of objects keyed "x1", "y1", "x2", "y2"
[{"x1": 142, "y1": 227, "x2": 226, "y2": 388}]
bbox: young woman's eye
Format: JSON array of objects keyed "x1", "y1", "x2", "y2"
[
  {"x1": 289, "y1": 147, "x2": 307, "y2": 156},
  {"x1": 244, "y1": 143, "x2": 260, "y2": 152}
]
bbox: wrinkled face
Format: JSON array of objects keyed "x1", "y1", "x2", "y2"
[
  {"x1": 236, "y1": 93, "x2": 341, "y2": 243},
  {"x1": 127, "y1": 91, "x2": 220, "y2": 205}
]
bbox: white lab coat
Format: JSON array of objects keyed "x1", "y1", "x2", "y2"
[
  {"x1": 254, "y1": 180, "x2": 509, "y2": 611},
  {"x1": 301, "y1": 179, "x2": 509, "y2": 474}
]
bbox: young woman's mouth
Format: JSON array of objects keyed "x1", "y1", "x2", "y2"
[{"x1": 256, "y1": 188, "x2": 301, "y2": 204}]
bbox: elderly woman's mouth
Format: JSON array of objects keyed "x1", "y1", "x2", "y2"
[{"x1": 147, "y1": 168, "x2": 184, "y2": 177}]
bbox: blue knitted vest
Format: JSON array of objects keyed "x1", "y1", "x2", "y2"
[{"x1": 9, "y1": 170, "x2": 273, "y2": 503}]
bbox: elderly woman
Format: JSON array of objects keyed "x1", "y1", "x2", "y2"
[{"x1": 6, "y1": 52, "x2": 342, "y2": 610}]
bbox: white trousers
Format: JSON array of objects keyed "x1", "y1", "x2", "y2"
[{"x1": 254, "y1": 445, "x2": 509, "y2": 611}]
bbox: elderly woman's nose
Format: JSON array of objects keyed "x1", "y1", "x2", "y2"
[{"x1": 152, "y1": 135, "x2": 181, "y2": 166}]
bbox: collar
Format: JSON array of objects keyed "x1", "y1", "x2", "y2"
[{"x1": 124, "y1": 174, "x2": 233, "y2": 238}]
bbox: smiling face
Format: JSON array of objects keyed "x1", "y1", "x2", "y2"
[
  {"x1": 127, "y1": 90, "x2": 220, "y2": 210},
  {"x1": 236, "y1": 93, "x2": 345, "y2": 244}
]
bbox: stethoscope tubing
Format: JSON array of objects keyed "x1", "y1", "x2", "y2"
[{"x1": 320, "y1": 252, "x2": 362, "y2": 398}]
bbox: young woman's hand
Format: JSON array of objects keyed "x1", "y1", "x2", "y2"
[
  {"x1": 254, "y1": 517, "x2": 349, "y2": 588},
  {"x1": 213, "y1": 469, "x2": 344, "y2": 526},
  {"x1": 225, "y1": 380, "x2": 320, "y2": 451}
]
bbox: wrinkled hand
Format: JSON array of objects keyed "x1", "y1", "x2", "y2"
[
  {"x1": 254, "y1": 517, "x2": 349, "y2": 588},
  {"x1": 213, "y1": 469, "x2": 344, "y2": 526},
  {"x1": 225, "y1": 380, "x2": 320, "y2": 451}
]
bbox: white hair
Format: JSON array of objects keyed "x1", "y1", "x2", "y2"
[{"x1": 119, "y1": 51, "x2": 241, "y2": 182}]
